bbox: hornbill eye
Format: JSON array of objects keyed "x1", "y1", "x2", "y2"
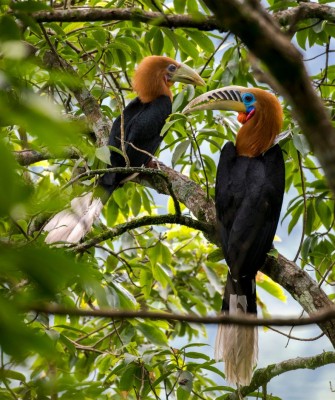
[
  {"x1": 242, "y1": 92, "x2": 255, "y2": 105},
  {"x1": 167, "y1": 64, "x2": 177, "y2": 72}
]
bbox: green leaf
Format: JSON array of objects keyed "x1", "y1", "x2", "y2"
[
  {"x1": 207, "y1": 248, "x2": 224, "y2": 262},
  {"x1": 172, "y1": 139, "x2": 191, "y2": 167},
  {"x1": 131, "y1": 189, "x2": 142, "y2": 216},
  {"x1": 0, "y1": 140, "x2": 28, "y2": 216},
  {"x1": 151, "y1": 262, "x2": 173, "y2": 289},
  {"x1": 0, "y1": 15, "x2": 21, "y2": 41},
  {"x1": 92, "y1": 28, "x2": 107, "y2": 45},
  {"x1": 288, "y1": 203, "x2": 303, "y2": 234},
  {"x1": 172, "y1": 90, "x2": 186, "y2": 113},
  {"x1": 257, "y1": 274, "x2": 287, "y2": 302},
  {"x1": 137, "y1": 322, "x2": 168, "y2": 346},
  {"x1": 95, "y1": 145, "x2": 111, "y2": 164},
  {"x1": 153, "y1": 29, "x2": 164, "y2": 55},
  {"x1": 107, "y1": 281, "x2": 137, "y2": 310},
  {"x1": 315, "y1": 198, "x2": 332, "y2": 229},
  {"x1": 174, "y1": 0, "x2": 186, "y2": 13},
  {"x1": 11, "y1": 0, "x2": 50, "y2": 11},
  {"x1": 140, "y1": 268, "x2": 152, "y2": 299},
  {"x1": 292, "y1": 134, "x2": 310, "y2": 157},
  {"x1": 186, "y1": 30, "x2": 215, "y2": 53},
  {"x1": 185, "y1": 351, "x2": 210, "y2": 360},
  {"x1": 0, "y1": 369, "x2": 26, "y2": 382},
  {"x1": 119, "y1": 363, "x2": 137, "y2": 391},
  {"x1": 177, "y1": 386, "x2": 191, "y2": 400},
  {"x1": 180, "y1": 343, "x2": 209, "y2": 351},
  {"x1": 175, "y1": 34, "x2": 199, "y2": 60},
  {"x1": 160, "y1": 117, "x2": 183, "y2": 137}
]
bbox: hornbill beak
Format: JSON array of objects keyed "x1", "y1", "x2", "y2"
[
  {"x1": 170, "y1": 63, "x2": 205, "y2": 86},
  {"x1": 182, "y1": 86, "x2": 247, "y2": 113}
]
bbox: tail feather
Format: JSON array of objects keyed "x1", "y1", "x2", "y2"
[
  {"x1": 215, "y1": 277, "x2": 258, "y2": 386},
  {"x1": 44, "y1": 192, "x2": 103, "y2": 244}
]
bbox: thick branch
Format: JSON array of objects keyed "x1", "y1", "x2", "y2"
[
  {"x1": 228, "y1": 351, "x2": 335, "y2": 399},
  {"x1": 138, "y1": 162, "x2": 216, "y2": 227},
  {"x1": 276, "y1": 2, "x2": 335, "y2": 28},
  {"x1": 29, "y1": 8, "x2": 218, "y2": 29},
  {"x1": 28, "y1": 304, "x2": 335, "y2": 327},
  {"x1": 263, "y1": 254, "x2": 335, "y2": 348},
  {"x1": 23, "y1": 4, "x2": 335, "y2": 29},
  {"x1": 14, "y1": 148, "x2": 80, "y2": 166}
]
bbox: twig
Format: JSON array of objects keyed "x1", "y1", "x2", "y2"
[
  {"x1": 268, "y1": 326, "x2": 324, "y2": 342},
  {"x1": 293, "y1": 151, "x2": 307, "y2": 263}
]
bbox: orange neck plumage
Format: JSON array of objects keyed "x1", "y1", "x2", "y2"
[
  {"x1": 132, "y1": 56, "x2": 174, "y2": 103},
  {"x1": 236, "y1": 89, "x2": 283, "y2": 157}
]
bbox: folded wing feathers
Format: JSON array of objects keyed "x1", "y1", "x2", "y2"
[
  {"x1": 44, "y1": 192, "x2": 103, "y2": 244},
  {"x1": 214, "y1": 295, "x2": 258, "y2": 386}
]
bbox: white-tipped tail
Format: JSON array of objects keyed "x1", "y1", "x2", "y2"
[
  {"x1": 44, "y1": 192, "x2": 103, "y2": 244},
  {"x1": 214, "y1": 295, "x2": 258, "y2": 386}
]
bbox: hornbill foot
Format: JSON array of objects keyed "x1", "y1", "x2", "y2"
[{"x1": 146, "y1": 158, "x2": 162, "y2": 170}]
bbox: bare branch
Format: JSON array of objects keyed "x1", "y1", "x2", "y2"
[
  {"x1": 21, "y1": 8, "x2": 219, "y2": 29},
  {"x1": 19, "y1": 4, "x2": 335, "y2": 31},
  {"x1": 28, "y1": 303, "x2": 335, "y2": 327}
]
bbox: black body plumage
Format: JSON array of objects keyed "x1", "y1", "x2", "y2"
[
  {"x1": 215, "y1": 141, "x2": 285, "y2": 315},
  {"x1": 99, "y1": 95, "x2": 172, "y2": 195}
]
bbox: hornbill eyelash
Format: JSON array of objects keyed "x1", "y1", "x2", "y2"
[{"x1": 167, "y1": 64, "x2": 177, "y2": 72}]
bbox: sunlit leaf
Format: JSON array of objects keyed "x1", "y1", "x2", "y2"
[{"x1": 256, "y1": 272, "x2": 287, "y2": 302}]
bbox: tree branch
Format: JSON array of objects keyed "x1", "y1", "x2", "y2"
[
  {"x1": 263, "y1": 254, "x2": 335, "y2": 347},
  {"x1": 20, "y1": 4, "x2": 335, "y2": 30},
  {"x1": 72, "y1": 213, "x2": 212, "y2": 252},
  {"x1": 14, "y1": 148, "x2": 80, "y2": 166},
  {"x1": 28, "y1": 303, "x2": 335, "y2": 327},
  {"x1": 227, "y1": 351, "x2": 335, "y2": 399}
]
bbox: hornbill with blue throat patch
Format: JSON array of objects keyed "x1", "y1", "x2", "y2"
[
  {"x1": 183, "y1": 86, "x2": 285, "y2": 386},
  {"x1": 44, "y1": 56, "x2": 205, "y2": 244}
]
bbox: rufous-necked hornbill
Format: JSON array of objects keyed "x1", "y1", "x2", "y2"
[
  {"x1": 183, "y1": 86, "x2": 285, "y2": 386},
  {"x1": 44, "y1": 56, "x2": 205, "y2": 244}
]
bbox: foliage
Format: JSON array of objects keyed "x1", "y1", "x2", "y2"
[{"x1": 0, "y1": 0, "x2": 334, "y2": 398}]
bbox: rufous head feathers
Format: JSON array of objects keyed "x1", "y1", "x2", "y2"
[{"x1": 132, "y1": 56, "x2": 205, "y2": 103}]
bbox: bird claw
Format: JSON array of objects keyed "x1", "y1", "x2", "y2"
[{"x1": 146, "y1": 158, "x2": 162, "y2": 170}]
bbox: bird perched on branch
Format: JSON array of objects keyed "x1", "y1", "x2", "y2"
[
  {"x1": 44, "y1": 56, "x2": 205, "y2": 244},
  {"x1": 183, "y1": 86, "x2": 285, "y2": 385}
]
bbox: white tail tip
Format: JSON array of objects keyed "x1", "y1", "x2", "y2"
[
  {"x1": 44, "y1": 192, "x2": 103, "y2": 244},
  {"x1": 214, "y1": 295, "x2": 258, "y2": 386}
]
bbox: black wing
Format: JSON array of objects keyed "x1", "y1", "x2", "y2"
[
  {"x1": 100, "y1": 95, "x2": 172, "y2": 193},
  {"x1": 215, "y1": 142, "x2": 285, "y2": 279}
]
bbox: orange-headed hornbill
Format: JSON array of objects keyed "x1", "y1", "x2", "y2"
[
  {"x1": 44, "y1": 56, "x2": 205, "y2": 243},
  {"x1": 183, "y1": 86, "x2": 285, "y2": 385}
]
